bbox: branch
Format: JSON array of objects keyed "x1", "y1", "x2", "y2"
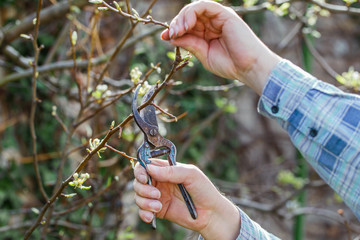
[
  {"x1": 232, "y1": 0, "x2": 360, "y2": 16},
  {"x1": 0, "y1": 25, "x2": 162, "y2": 86},
  {"x1": 102, "y1": 0, "x2": 168, "y2": 28},
  {"x1": 29, "y1": 0, "x2": 48, "y2": 202},
  {"x1": 280, "y1": 207, "x2": 360, "y2": 233},
  {"x1": 105, "y1": 144, "x2": 136, "y2": 160},
  {"x1": 91, "y1": 0, "x2": 160, "y2": 92},
  {"x1": 307, "y1": 0, "x2": 360, "y2": 16},
  {"x1": 232, "y1": 0, "x2": 294, "y2": 15},
  {"x1": 177, "y1": 108, "x2": 224, "y2": 160},
  {"x1": 3, "y1": 45, "x2": 31, "y2": 69},
  {"x1": 69, "y1": 28, "x2": 83, "y2": 108},
  {"x1": 0, "y1": 0, "x2": 88, "y2": 48},
  {"x1": 53, "y1": 166, "x2": 131, "y2": 216},
  {"x1": 302, "y1": 33, "x2": 339, "y2": 80}
]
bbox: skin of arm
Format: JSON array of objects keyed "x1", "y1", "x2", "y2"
[{"x1": 134, "y1": 160, "x2": 240, "y2": 240}]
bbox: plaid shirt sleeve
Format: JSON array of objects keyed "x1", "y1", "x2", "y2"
[
  {"x1": 258, "y1": 59, "x2": 360, "y2": 221},
  {"x1": 200, "y1": 59, "x2": 360, "y2": 240}
]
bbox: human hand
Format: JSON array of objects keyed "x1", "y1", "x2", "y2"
[
  {"x1": 133, "y1": 159, "x2": 241, "y2": 240},
  {"x1": 161, "y1": 0, "x2": 281, "y2": 95}
]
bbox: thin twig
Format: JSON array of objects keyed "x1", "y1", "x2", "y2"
[
  {"x1": 337, "y1": 209, "x2": 353, "y2": 240},
  {"x1": 158, "y1": 111, "x2": 188, "y2": 123},
  {"x1": 54, "y1": 166, "x2": 130, "y2": 216},
  {"x1": 105, "y1": 144, "x2": 136, "y2": 160},
  {"x1": 3, "y1": 45, "x2": 31, "y2": 69},
  {"x1": 152, "y1": 102, "x2": 177, "y2": 120},
  {"x1": 102, "y1": 1, "x2": 168, "y2": 28},
  {"x1": 52, "y1": 112, "x2": 69, "y2": 134},
  {"x1": 86, "y1": 11, "x2": 99, "y2": 91},
  {"x1": 69, "y1": 27, "x2": 83, "y2": 108},
  {"x1": 302, "y1": 33, "x2": 339, "y2": 80},
  {"x1": 0, "y1": 25, "x2": 162, "y2": 86},
  {"x1": 77, "y1": 62, "x2": 161, "y2": 126},
  {"x1": 0, "y1": 0, "x2": 88, "y2": 47},
  {"x1": 30, "y1": 0, "x2": 48, "y2": 202},
  {"x1": 44, "y1": 22, "x2": 70, "y2": 65},
  {"x1": 232, "y1": 0, "x2": 360, "y2": 16},
  {"x1": 90, "y1": 0, "x2": 159, "y2": 97}
]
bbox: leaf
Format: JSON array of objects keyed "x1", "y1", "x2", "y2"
[
  {"x1": 167, "y1": 51, "x2": 176, "y2": 61},
  {"x1": 89, "y1": 0, "x2": 103, "y2": 4},
  {"x1": 243, "y1": 0, "x2": 258, "y2": 8},
  {"x1": 20, "y1": 34, "x2": 31, "y2": 40},
  {"x1": 71, "y1": 31, "x2": 78, "y2": 46}
]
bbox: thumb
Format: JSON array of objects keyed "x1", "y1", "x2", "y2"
[
  {"x1": 147, "y1": 164, "x2": 197, "y2": 185},
  {"x1": 169, "y1": 35, "x2": 209, "y2": 68}
]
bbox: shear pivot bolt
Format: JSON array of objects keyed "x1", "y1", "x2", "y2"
[{"x1": 149, "y1": 129, "x2": 157, "y2": 136}]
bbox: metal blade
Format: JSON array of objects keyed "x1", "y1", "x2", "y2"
[{"x1": 140, "y1": 86, "x2": 158, "y2": 128}]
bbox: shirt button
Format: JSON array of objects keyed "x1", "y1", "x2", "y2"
[
  {"x1": 271, "y1": 106, "x2": 279, "y2": 114},
  {"x1": 309, "y1": 128, "x2": 318, "y2": 137}
]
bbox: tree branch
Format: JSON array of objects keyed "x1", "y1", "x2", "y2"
[
  {"x1": 232, "y1": 0, "x2": 360, "y2": 16},
  {"x1": 0, "y1": 0, "x2": 88, "y2": 48},
  {"x1": 0, "y1": 25, "x2": 162, "y2": 86},
  {"x1": 30, "y1": 0, "x2": 48, "y2": 202}
]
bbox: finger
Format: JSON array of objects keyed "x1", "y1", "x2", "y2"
[
  {"x1": 138, "y1": 209, "x2": 154, "y2": 223},
  {"x1": 135, "y1": 194, "x2": 162, "y2": 213},
  {"x1": 134, "y1": 159, "x2": 171, "y2": 184},
  {"x1": 160, "y1": 29, "x2": 170, "y2": 41},
  {"x1": 134, "y1": 162, "x2": 148, "y2": 184},
  {"x1": 170, "y1": 0, "x2": 223, "y2": 39},
  {"x1": 133, "y1": 179, "x2": 161, "y2": 199},
  {"x1": 147, "y1": 163, "x2": 200, "y2": 185},
  {"x1": 169, "y1": 34, "x2": 209, "y2": 68}
]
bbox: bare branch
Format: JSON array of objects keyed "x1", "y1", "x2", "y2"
[
  {"x1": 0, "y1": 25, "x2": 162, "y2": 86},
  {"x1": 30, "y1": 0, "x2": 48, "y2": 202},
  {"x1": 302, "y1": 33, "x2": 339, "y2": 80},
  {"x1": 3, "y1": 45, "x2": 31, "y2": 69},
  {"x1": 232, "y1": 0, "x2": 360, "y2": 16},
  {"x1": 105, "y1": 144, "x2": 137, "y2": 160},
  {"x1": 102, "y1": 0, "x2": 168, "y2": 28},
  {"x1": 0, "y1": 0, "x2": 88, "y2": 47}
]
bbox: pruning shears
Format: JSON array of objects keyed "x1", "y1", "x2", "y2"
[{"x1": 132, "y1": 85, "x2": 197, "y2": 229}]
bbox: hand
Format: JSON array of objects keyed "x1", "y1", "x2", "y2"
[
  {"x1": 133, "y1": 159, "x2": 241, "y2": 240},
  {"x1": 161, "y1": 0, "x2": 281, "y2": 95}
]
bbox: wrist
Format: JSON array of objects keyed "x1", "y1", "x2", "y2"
[
  {"x1": 199, "y1": 195, "x2": 240, "y2": 240},
  {"x1": 246, "y1": 49, "x2": 282, "y2": 96}
]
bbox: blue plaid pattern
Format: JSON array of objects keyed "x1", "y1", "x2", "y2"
[
  {"x1": 237, "y1": 60, "x2": 360, "y2": 239},
  {"x1": 258, "y1": 59, "x2": 360, "y2": 222},
  {"x1": 200, "y1": 60, "x2": 360, "y2": 239}
]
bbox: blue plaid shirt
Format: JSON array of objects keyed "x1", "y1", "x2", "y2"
[
  {"x1": 198, "y1": 60, "x2": 360, "y2": 239},
  {"x1": 236, "y1": 59, "x2": 360, "y2": 239}
]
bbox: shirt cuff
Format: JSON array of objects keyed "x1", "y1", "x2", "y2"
[{"x1": 257, "y1": 59, "x2": 318, "y2": 129}]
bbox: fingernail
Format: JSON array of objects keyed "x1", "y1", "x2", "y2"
[
  {"x1": 174, "y1": 26, "x2": 178, "y2": 37},
  {"x1": 147, "y1": 164, "x2": 158, "y2": 174},
  {"x1": 169, "y1": 28, "x2": 174, "y2": 39},
  {"x1": 139, "y1": 174, "x2": 147, "y2": 184},
  {"x1": 144, "y1": 212, "x2": 154, "y2": 222},
  {"x1": 150, "y1": 189, "x2": 161, "y2": 199},
  {"x1": 150, "y1": 201, "x2": 162, "y2": 212}
]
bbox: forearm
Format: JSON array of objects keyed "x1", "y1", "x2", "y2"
[
  {"x1": 198, "y1": 201, "x2": 281, "y2": 240},
  {"x1": 199, "y1": 196, "x2": 241, "y2": 240}
]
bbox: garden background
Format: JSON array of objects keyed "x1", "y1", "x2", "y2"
[{"x1": 0, "y1": 0, "x2": 360, "y2": 239}]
